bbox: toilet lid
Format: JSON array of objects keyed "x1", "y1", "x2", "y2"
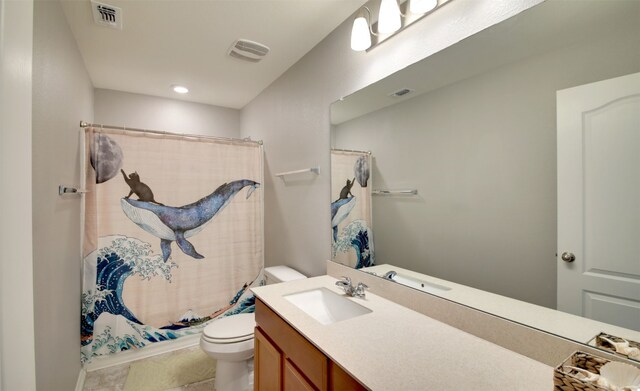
[{"x1": 203, "y1": 313, "x2": 255, "y2": 343}]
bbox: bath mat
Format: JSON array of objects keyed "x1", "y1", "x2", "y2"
[{"x1": 123, "y1": 349, "x2": 216, "y2": 391}]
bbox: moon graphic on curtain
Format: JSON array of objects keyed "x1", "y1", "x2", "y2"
[
  {"x1": 90, "y1": 134, "x2": 124, "y2": 183},
  {"x1": 354, "y1": 156, "x2": 370, "y2": 187}
]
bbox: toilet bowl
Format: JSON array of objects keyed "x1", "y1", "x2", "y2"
[
  {"x1": 200, "y1": 266, "x2": 306, "y2": 391},
  {"x1": 200, "y1": 313, "x2": 256, "y2": 391}
]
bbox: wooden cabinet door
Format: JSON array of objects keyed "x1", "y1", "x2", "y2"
[
  {"x1": 255, "y1": 327, "x2": 282, "y2": 391},
  {"x1": 256, "y1": 300, "x2": 328, "y2": 390},
  {"x1": 255, "y1": 299, "x2": 365, "y2": 391},
  {"x1": 284, "y1": 359, "x2": 315, "y2": 391},
  {"x1": 329, "y1": 361, "x2": 366, "y2": 391}
]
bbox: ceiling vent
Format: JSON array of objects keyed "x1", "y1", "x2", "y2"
[
  {"x1": 228, "y1": 39, "x2": 270, "y2": 63},
  {"x1": 389, "y1": 88, "x2": 415, "y2": 98},
  {"x1": 91, "y1": 0, "x2": 122, "y2": 30}
]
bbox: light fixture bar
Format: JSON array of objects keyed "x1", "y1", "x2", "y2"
[
  {"x1": 350, "y1": 0, "x2": 453, "y2": 53},
  {"x1": 409, "y1": 0, "x2": 438, "y2": 14}
]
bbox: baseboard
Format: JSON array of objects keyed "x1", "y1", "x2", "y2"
[
  {"x1": 83, "y1": 334, "x2": 201, "y2": 372},
  {"x1": 75, "y1": 368, "x2": 86, "y2": 391}
]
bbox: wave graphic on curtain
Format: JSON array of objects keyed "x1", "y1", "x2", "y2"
[{"x1": 81, "y1": 128, "x2": 263, "y2": 363}]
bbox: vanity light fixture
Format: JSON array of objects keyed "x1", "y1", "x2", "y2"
[
  {"x1": 378, "y1": 0, "x2": 402, "y2": 34},
  {"x1": 350, "y1": 0, "x2": 450, "y2": 52},
  {"x1": 351, "y1": 8, "x2": 374, "y2": 51},
  {"x1": 172, "y1": 85, "x2": 189, "y2": 94},
  {"x1": 409, "y1": 0, "x2": 438, "y2": 14}
]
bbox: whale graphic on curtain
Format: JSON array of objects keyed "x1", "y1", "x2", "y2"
[
  {"x1": 331, "y1": 196, "x2": 356, "y2": 242},
  {"x1": 82, "y1": 128, "x2": 264, "y2": 363},
  {"x1": 121, "y1": 179, "x2": 260, "y2": 261}
]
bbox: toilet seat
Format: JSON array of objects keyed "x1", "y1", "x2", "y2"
[
  {"x1": 202, "y1": 334, "x2": 253, "y2": 344},
  {"x1": 202, "y1": 313, "x2": 255, "y2": 344}
]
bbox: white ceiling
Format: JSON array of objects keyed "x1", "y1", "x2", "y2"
[{"x1": 61, "y1": 0, "x2": 366, "y2": 109}]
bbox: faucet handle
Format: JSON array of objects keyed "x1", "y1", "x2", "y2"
[
  {"x1": 355, "y1": 282, "x2": 368, "y2": 297},
  {"x1": 335, "y1": 276, "x2": 352, "y2": 290}
]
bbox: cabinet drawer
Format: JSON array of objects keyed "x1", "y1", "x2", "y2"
[{"x1": 256, "y1": 299, "x2": 328, "y2": 390}]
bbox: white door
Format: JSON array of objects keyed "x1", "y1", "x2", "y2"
[{"x1": 557, "y1": 72, "x2": 640, "y2": 332}]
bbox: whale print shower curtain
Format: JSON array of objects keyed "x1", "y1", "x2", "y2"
[
  {"x1": 81, "y1": 127, "x2": 263, "y2": 363},
  {"x1": 331, "y1": 149, "x2": 374, "y2": 269}
]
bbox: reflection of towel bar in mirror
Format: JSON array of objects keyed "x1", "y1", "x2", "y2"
[
  {"x1": 59, "y1": 185, "x2": 88, "y2": 196},
  {"x1": 274, "y1": 167, "x2": 320, "y2": 178},
  {"x1": 372, "y1": 189, "x2": 418, "y2": 196}
]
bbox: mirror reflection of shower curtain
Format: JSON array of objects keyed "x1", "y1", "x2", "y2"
[
  {"x1": 331, "y1": 149, "x2": 374, "y2": 268},
  {"x1": 81, "y1": 127, "x2": 263, "y2": 363}
]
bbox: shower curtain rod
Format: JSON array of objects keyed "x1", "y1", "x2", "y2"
[
  {"x1": 79, "y1": 121, "x2": 263, "y2": 145},
  {"x1": 331, "y1": 148, "x2": 371, "y2": 154}
]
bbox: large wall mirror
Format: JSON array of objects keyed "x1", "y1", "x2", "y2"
[{"x1": 330, "y1": 0, "x2": 640, "y2": 361}]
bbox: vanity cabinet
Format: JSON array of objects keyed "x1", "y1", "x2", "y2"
[{"x1": 254, "y1": 299, "x2": 367, "y2": 391}]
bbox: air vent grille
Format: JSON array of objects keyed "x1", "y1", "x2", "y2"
[
  {"x1": 389, "y1": 88, "x2": 415, "y2": 97},
  {"x1": 91, "y1": 1, "x2": 122, "y2": 30},
  {"x1": 228, "y1": 39, "x2": 270, "y2": 63}
]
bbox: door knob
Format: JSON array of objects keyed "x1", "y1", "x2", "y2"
[{"x1": 561, "y1": 252, "x2": 576, "y2": 263}]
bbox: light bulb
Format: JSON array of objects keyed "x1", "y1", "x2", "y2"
[
  {"x1": 378, "y1": 0, "x2": 401, "y2": 34},
  {"x1": 409, "y1": 0, "x2": 438, "y2": 14},
  {"x1": 351, "y1": 15, "x2": 372, "y2": 51}
]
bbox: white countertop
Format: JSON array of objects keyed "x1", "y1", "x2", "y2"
[
  {"x1": 252, "y1": 275, "x2": 553, "y2": 391},
  {"x1": 362, "y1": 264, "x2": 640, "y2": 347}
]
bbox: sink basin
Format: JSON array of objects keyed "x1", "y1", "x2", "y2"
[
  {"x1": 284, "y1": 287, "x2": 372, "y2": 325},
  {"x1": 392, "y1": 274, "x2": 451, "y2": 295}
]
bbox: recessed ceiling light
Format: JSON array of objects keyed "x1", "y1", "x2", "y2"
[{"x1": 172, "y1": 85, "x2": 189, "y2": 94}]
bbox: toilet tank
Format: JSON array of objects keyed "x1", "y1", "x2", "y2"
[{"x1": 264, "y1": 266, "x2": 306, "y2": 285}]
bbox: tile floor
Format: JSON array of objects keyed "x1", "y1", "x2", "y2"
[{"x1": 83, "y1": 346, "x2": 216, "y2": 391}]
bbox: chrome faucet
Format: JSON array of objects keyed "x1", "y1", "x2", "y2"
[
  {"x1": 335, "y1": 276, "x2": 368, "y2": 298},
  {"x1": 382, "y1": 270, "x2": 397, "y2": 280}
]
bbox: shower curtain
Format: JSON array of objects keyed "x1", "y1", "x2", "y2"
[
  {"x1": 331, "y1": 149, "x2": 374, "y2": 269},
  {"x1": 81, "y1": 127, "x2": 263, "y2": 363}
]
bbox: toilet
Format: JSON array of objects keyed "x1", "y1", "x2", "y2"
[{"x1": 200, "y1": 266, "x2": 306, "y2": 391}]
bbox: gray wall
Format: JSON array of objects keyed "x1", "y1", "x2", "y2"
[
  {"x1": 32, "y1": 0, "x2": 94, "y2": 389},
  {"x1": 95, "y1": 89, "x2": 240, "y2": 138},
  {"x1": 0, "y1": 0, "x2": 37, "y2": 389},
  {"x1": 333, "y1": 29, "x2": 640, "y2": 308},
  {"x1": 240, "y1": 0, "x2": 543, "y2": 277},
  {"x1": 17, "y1": 1, "x2": 540, "y2": 387}
]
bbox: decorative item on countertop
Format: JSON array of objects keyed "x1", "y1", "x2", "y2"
[
  {"x1": 598, "y1": 362, "x2": 640, "y2": 390},
  {"x1": 554, "y1": 351, "x2": 640, "y2": 390},
  {"x1": 591, "y1": 333, "x2": 640, "y2": 362}
]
